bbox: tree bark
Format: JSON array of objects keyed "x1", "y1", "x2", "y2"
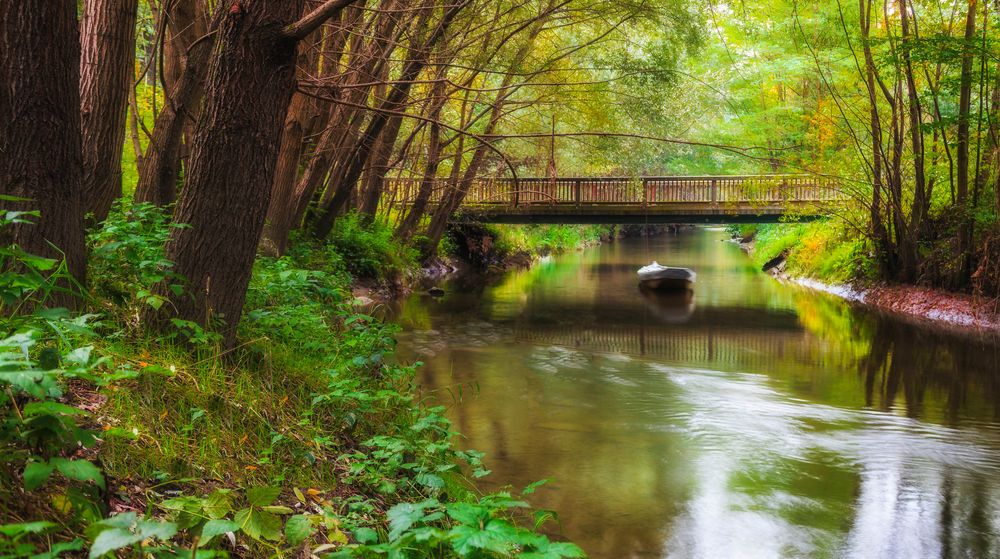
[
  {"x1": 80, "y1": 0, "x2": 138, "y2": 223},
  {"x1": 396, "y1": 75, "x2": 448, "y2": 240},
  {"x1": 0, "y1": 1, "x2": 87, "y2": 296},
  {"x1": 956, "y1": 0, "x2": 978, "y2": 286},
  {"x1": 263, "y1": 90, "x2": 311, "y2": 255},
  {"x1": 313, "y1": 0, "x2": 464, "y2": 238},
  {"x1": 159, "y1": 0, "x2": 305, "y2": 345},
  {"x1": 134, "y1": 0, "x2": 211, "y2": 207}
]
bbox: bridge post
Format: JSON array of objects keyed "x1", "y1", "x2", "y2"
[
  {"x1": 710, "y1": 179, "x2": 718, "y2": 204},
  {"x1": 574, "y1": 179, "x2": 581, "y2": 207}
]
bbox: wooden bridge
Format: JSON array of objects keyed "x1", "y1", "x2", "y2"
[{"x1": 386, "y1": 174, "x2": 841, "y2": 223}]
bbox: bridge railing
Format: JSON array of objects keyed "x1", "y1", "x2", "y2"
[{"x1": 385, "y1": 175, "x2": 840, "y2": 208}]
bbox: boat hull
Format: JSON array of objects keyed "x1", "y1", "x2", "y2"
[{"x1": 638, "y1": 277, "x2": 694, "y2": 291}]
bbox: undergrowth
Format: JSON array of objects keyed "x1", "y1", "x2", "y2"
[
  {"x1": 732, "y1": 221, "x2": 877, "y2": 283},
  {"x1": 1, "y1": 204, "x2": 583, "y2": 558}
]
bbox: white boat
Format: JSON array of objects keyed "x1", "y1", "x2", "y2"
[{"x1": 637, "y1": 261, "x2": 696, "y2": 291}]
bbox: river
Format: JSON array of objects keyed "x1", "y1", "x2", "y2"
[{"x1": 392, "y1": 227, "x2": 1000, "y2": 559}]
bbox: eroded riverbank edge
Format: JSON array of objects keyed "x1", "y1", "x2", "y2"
[
  {"x1": 737, "y1": 236, "x2": 1000, "y2": 337},
  {"x1": 352, "y1": 224, "x2": 678, "y2": 306}
]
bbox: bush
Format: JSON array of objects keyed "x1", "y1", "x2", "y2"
[{"x1": 327, "y1": 213, "x2": 418, "y2": 280}]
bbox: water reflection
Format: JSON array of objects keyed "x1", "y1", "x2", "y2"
[{"x1": 393, "y1": 228, "x2": 1000, "y2": 558}]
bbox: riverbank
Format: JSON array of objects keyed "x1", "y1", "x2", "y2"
[
  {"x1": 734, "y1": 223, "x2": 1000, "y2": 336},
  {"x1": 1, "y1": 206, "x2": 583, "y2": 558}
]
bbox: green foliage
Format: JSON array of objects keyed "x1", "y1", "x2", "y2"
[
  {"x1": 749, "y1": 222, "x2": 877, "y2": 283},
  {"x1": 327, "y1": 212, "x2": 418, "y2": 279},
  {"x1": 487, "y1": 225, "x2": 606, "y2": 258},
  {"x1": 329, "y1": 489, "x2": 584, "y2": 559},
  {"x1": 88, "y1": 202, "x2": 184, "y2": 316}
]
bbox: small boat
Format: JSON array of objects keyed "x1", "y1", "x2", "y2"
[{"x1": 637, "y1": 261, "x2": 696, "y2": 291}]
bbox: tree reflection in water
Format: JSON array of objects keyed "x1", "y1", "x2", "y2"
[{"x1": 393, "y1": 228, "x2": 1000, "y2": 559}]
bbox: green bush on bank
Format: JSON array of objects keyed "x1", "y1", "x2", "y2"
[
  {"x1": 732, "y1": 221, "x2": 877, "y2": 283},
  {"x1": 486, "y1": 225, "x2": 606, "y2": 258},
  {"x1": 1, "y1": 206, "x2": 582, "y2": 558}
]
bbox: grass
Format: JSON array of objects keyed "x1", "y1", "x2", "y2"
[
  {"x1": 734, "y1": 220, "x2": 877, "y2": 284},
  {"x1": 2, "y1": 205, "x2": 583, "y2": 558}
]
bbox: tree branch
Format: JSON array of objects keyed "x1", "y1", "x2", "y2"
[{"x1": 283, "y1": 0, "x2": 358, "y2": 41}]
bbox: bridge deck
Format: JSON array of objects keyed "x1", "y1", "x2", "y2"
[{"x1": 387, "y1": 175, "x2": 841, "y2": 223}]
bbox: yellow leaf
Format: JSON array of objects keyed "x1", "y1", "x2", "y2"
[
  {"x1": 51, "y1": 494, "x2": 72, "y2": 515},
  {"x1": 293, "y1": 487, "x2": 306, "y2": 503}
]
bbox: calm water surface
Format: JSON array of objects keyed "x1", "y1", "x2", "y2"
[{"x1": 392, "y1": 227, "x2": 1000, "y2": 559}]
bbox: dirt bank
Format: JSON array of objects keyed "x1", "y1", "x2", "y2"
[{"x1": 749, "y1": 237, "x2": 1000, "y2": 335}]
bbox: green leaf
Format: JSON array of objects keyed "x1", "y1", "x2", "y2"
[
  {"x1": 261, "y1": 505, "x2": 294, "y2": 515},
  {"x1": 246, "y1": 486, "x2": 281, "y2": 507},
  {"x1": 448, "y1": 520, "x2": 520, "y2": 556},
  {"x1": 203, "y1": 490, "x2": 233, "y2": 520},
  {"x1": 0, "y1": 521, "x2": 56, "y2": 537},
  {"x1": 22, "y1": 401, "x2": 87, "y2": 417},
  {"x1": 51, "y1": 458, "x2": 105, "y2": 490},
  {"x1": 283, "y1": 515, "x2": 314, "y2": 545},
  {"x1": 387, "y1": 500, "x2": 436, "y2": 541},
  {"x1": 445, "y1": 502, "x2": 488, "y2": 527},
  {"x1": 88, "y1": 514, "x2": 177, "y2": 558},
  {"x1": 352, "y1": 527, "x2": 378, "y2": 544},
  {"x1": 234, "y1": 508, "x2": 282, "y2": 542},
  {"x1": 23, "y1": 461, "x2": 54, "y2": 491},
  {"x1": 200, "y1": 519, "x2": 240, "y2": 545}
]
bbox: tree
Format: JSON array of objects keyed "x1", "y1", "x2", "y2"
[
  {"x1": 158, "y1": 0, "x2": 357, "y2": 346},
  {"x1": 80, "y1": 0, "x2": 138, "y2": 223},
  {"x1": 134, "y1": 0, "x2": 212, "y2": 207},
  {"x1": 0, "y1": 1, "x2": 87, "y2": 296}
]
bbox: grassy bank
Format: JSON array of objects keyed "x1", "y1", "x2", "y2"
[
  {"x1": 1, "y1": 206, "x2": 583, "y2": 558},
  {"x1": 731, "y1": 221, "x2": 877, "y2": 284},
  {"x1": 443, "y1": 224, "x2": 613, "y2": 270}
]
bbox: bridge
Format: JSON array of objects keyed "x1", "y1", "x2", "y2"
[{"x1": 387, "y1": 174, "x2": 841, "y2": 223}]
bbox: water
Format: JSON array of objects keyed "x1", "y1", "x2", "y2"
[{"x1": 392, "y1": 227, "x2": 1000, "y2": 559}]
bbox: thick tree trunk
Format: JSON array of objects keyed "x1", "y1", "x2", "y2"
[
  {"x1": 0, "y1": 2, "x2": 87, "y2": 295},
  {"x1": 80, "y1": 0, "x2": 138, "y2": 223},
  {"x1": 161, "y1": 0, "x2": 305, "y2": 345},
  {"x1": 134, "y1": 0, "x2": 211, "y2": 207}
]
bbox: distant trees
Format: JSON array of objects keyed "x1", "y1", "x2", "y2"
[{"x1": 0, "y1": 0, "x2": 700, "y2": 341}]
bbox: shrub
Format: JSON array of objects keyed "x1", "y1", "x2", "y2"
[{"x1": 327, "y1": 213, "x2": 418, "y2": 280}]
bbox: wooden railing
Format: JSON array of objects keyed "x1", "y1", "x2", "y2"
[
  {"x1": 384, "y1": 175, "x2": 839, "y2": 209},
  {"x1": 515, "y1": 324, "x2": 832, "y2": 369}
]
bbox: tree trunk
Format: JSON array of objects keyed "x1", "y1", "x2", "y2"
[
  {"x1": 956, "y1": 0, "x2": 978, "y2": 286},
  {"x1": 160, "y1": 0, "x2": 306, "y2": 345},
  {"x1": 358, "y1": 113, "x2": 406, "y2": 216},
  {"x1": 396, "y1": 76, "x2": 448, "y2": 240},
  {"x1": 80, "y1": 0, "x2": 138, "y2": 223},
  {"x1": 134, "y1": 0, "x2": 211, "y2": 207},
  {"x1": 263, "y1": 90, "x2": 311, "y2": 255},
  {"x1": 0, "y1": 1, "x2": 87, "y2": 295},
  {"x1": 312, "y1": 0, "x2": 463, "y2": 238}
]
